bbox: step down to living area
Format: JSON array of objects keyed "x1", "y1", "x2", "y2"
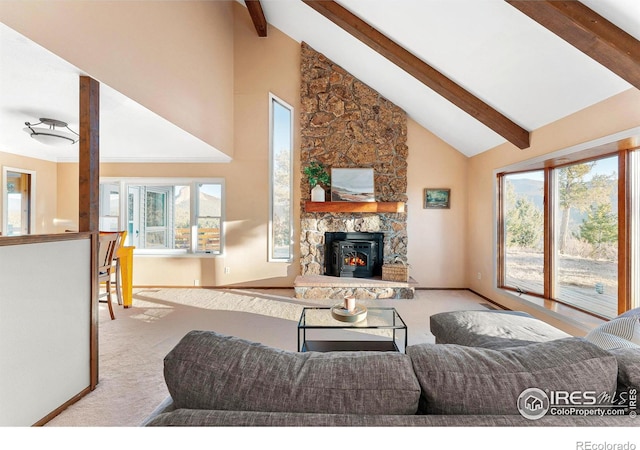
[{"x1": 294, "y1": 275, "x2": 418, "y2": 300}]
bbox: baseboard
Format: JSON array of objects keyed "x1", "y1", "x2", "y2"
[
  {"x1": 34, "y1": 386, "x2": 92, "y2": 426},
  {"x1": 466, "y1": 289, "x2": 510, "y2": 310}
]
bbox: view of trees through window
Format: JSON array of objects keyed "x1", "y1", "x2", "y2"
[
  {"x1": 555, "y1": 157, "x2": 618, "y2": 318},
  {"x1": 504, "y1": 170, "x2": 545, "y2": 295},
  {"x1": 100, "y1": 180, "x2": 223, "y2": 254},
  {"x1": 270, "y1": 95, "x2": 293, "y2": 261},
  {"x1": 502, "y1": 156, "x2": 619, "y2": 318}
]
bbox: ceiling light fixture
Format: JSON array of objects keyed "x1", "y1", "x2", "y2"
[{"x1": 23, "y1": 118, "x2": 79, "y2": 146}]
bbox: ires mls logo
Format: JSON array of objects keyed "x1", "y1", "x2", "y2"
[
  {"x1": 518, "y1": 388, "x2": 550, "y2": 420},
  {"x1": 517, "y1": 387, "x2": 637, "y2": 420}
]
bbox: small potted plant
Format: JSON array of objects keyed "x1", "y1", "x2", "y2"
[{"x1": 303, "y1": 162, "x2": 330, "y2": 202}]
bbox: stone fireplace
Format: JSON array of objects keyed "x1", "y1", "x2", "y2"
[{"x1": 295, "y1": 43, "x2": 412, "y2": 299}]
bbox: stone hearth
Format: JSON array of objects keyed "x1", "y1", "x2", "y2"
[{"x1": 294, "y1": 274, "x2": 417, "y2": 300}]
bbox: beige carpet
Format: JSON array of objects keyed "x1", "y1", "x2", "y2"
[{"x1": 44, "y1": 288, "x2": 490, "y2": 427}]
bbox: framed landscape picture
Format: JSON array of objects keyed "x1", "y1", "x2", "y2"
[
  {"x1": 331, "y1": 168, "x2": 375, "y2": 202},
  {"x1": 424, "y1": 188, "x2": 450, "y2": 209}
]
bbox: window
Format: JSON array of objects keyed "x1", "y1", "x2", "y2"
[
  {"x1": 269, "y1": 93, "x2": 294, "y2": 261},
  {"x1": 2, "y1": 167, "x2": 35, "y2": 236},
  {"x1": 501, "y1": 170, "x2": 545, "y2": 296},
  {"x1": 553, "y1": 157, "x2": 618, "y2": 318},
  {"x1": 498, "y1": 145, "x2": 637, "y2": 319},
  {"x1": 99, "y1": 182, "x2": 120, "y2": 232},
  {"x1": 99, "y1": 179, "x2": 224, "y2": 255}
]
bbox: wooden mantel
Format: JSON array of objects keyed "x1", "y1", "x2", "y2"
[{"x1": 304, "y1": 201, "x2": 405, "y2": 214}]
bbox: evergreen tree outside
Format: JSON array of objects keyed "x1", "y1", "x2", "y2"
[
  {"x1": 557, "y1": 162, "x2": 613, "y2": 254},
  {"x1": 506, "y1": 196, "x2": 543, "y2": 249},
  {"x1": 578, "y1": 203, "x2": 617, "y2": 259}
]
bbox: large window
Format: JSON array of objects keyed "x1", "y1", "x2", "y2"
[
  {"x1": 498, "y1": 147, "x2": 637, "y2": 319},
  {"x1": 269, "y1": 93, "x2": 294, "y2": 261},
  {"x1": 100, "y1": 179, "x2": 224, "y2": 255}
]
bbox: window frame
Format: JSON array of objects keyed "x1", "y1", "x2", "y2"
[
  {"x1": 99, "y1": 177, "x2": 225, "y2": 257},
  {"x1": 268, "y1": 93, "x2": 294, "y2": 262},
  {"x1": 496, "y1": 127, "x2": 640, "y2": 318}
]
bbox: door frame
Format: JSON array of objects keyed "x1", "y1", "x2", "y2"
[{"x1": 2, "y1": 166, "x2": 36, "y2": 236}]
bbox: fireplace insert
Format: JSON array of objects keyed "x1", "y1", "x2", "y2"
[{"x1": 325, "y1": 232, "x2": 384, "y2": 278}]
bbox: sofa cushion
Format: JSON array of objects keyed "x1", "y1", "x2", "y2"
[
  {"x1": 585, "y1": 316, "x2": 640, "y2": 351},
  {"x1": 163, "y1": 330, "x2": 421, "y2": 415},
  {"x1": 429, "y1": 310, "x2": 570, "y2": 349},
  {"x1": 407, "y1": 338, "x2": 618, "y2": 415},
  {"x1": 142, "y1": 408, "x2": 637, "y2": 427},
  {"x1": 607, "y1": 347, "x2": 640, "y2": 391}
]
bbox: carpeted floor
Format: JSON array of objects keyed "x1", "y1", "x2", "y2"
[{"x1": 44, "y1": 288, "x2": 490, "y2": 427}]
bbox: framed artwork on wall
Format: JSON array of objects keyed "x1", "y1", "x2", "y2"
[
  {"x1": 424, "y1": 188, "x2": 450, "y2": 209},
  {"x1": 331, "y1": 168, "x2": 375, "y2": 202}
]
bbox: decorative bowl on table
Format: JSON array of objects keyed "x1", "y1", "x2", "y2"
[{"x1": 331, "y1": 304, "x2": 367, "y2": 323}]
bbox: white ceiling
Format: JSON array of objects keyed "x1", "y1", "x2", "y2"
[{"x1": 0, "y1": 0, "x2": 638, "y2": 162}]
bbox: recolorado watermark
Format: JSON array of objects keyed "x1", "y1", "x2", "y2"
[
  {"x1": 576, "y1": 442, "x2": 636, "y2": 450},
  {"x1": 517, "y1": 387, "x2": 637, "y2": 420}
]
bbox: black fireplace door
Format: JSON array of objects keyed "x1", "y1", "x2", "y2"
[{"x1": 330, "y1": 240, "x2": 376, "y2": 278}]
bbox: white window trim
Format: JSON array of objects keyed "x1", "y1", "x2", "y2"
[
  {"x1": 268, "y1": 93, "x2": 294, "y2": 262},
  {"x1": 100, "y1": 177, "x2": 225, "y2": 257}
]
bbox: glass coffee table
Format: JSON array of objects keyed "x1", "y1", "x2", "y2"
[{"x1": 297, "y1": 306, "x2": 407, "y2": 352}]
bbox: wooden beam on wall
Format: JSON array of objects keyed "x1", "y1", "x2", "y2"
[
  {"x1": 506, "y1": 0, "x2": 640, "y2": 90},
  {"x1": 302, "y1": 0, "x2": 530, "y2": 150},
  {"x1": 78, "y1": 75, "x2": 100, "y2": 390},
  {"x1": 246, "y1": 0, "x2": 268, "y2": 37}
]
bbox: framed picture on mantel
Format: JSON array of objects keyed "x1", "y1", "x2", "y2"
[
  {"x1": 331, "y1": 168, "x2": 375, "y2": 202},
  {"x1": 424, "y1": 188, "x2": 450, "y2": 209}
]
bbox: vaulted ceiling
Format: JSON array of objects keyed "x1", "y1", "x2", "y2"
[
  {"x1": 0, "y1": 0, "x2": 638, "y2": 162},
  {"x1": 250, "y1": 0, "x2": 638, "y2": 156}
]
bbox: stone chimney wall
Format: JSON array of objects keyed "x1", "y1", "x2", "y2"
[{"x1": 299, "y1": 42, "x2": 408, "y2": 276}]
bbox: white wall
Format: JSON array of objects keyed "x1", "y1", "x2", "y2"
[{"x1": 0, "y1": 238, "x2": 91, "y2": 426}]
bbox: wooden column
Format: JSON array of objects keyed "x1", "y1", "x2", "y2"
[
  {"x1": 79, "y1": 75, "x2": 100, "y2": 389},
  {"x1": 79, "y1": 76, "x2": 100, "y2": 233}
]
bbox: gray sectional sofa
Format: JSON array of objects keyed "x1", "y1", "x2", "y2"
[{"x1": 143, "y1": 308, "x2": 640, "y2": 427}]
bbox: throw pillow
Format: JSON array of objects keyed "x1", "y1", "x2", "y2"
[
  {"x1": 163, "y1": 330, "x2": 421, "y2": 415},
  {"x1": 584, "y1": 316, "x2": 640, "y2": 350},
  {"x1": 407, "y1": 337, "x2": 618, "y2": 415}
]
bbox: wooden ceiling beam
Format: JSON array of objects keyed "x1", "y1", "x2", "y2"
[
  {"x1": 245, "y1": 0, "x2": 268, "y2": 37},
  {"x1": 302, "y1": 0, "x2": 530, "y2": 149},
  {"x1": 506, "y1": 1, "x2": 640, "y2": 90}
]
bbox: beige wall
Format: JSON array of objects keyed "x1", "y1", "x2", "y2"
[
  {"x1": 55, "y1": 2, "x2": 301, "y2": 287},
  {"x1": 0, "y1": 0, "x2": 235, "y2": 156},
  {"x1": 466, "y1": 88, "x2": 640, "y2": 334},
  {"x1": 406, "y1": 119, "x2": 467, "y2": 287},
  {"x1": 0, "y1": 150, "x2": 60, "y2": 234}
]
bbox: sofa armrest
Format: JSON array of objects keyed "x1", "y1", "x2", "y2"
[{"x1": 140, "y1": 396, "x2": 176, "y2": 426}]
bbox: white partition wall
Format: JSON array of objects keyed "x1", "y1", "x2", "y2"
[{"x1": 0, "y1": 238, "x2": 91, "y2": 426}]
